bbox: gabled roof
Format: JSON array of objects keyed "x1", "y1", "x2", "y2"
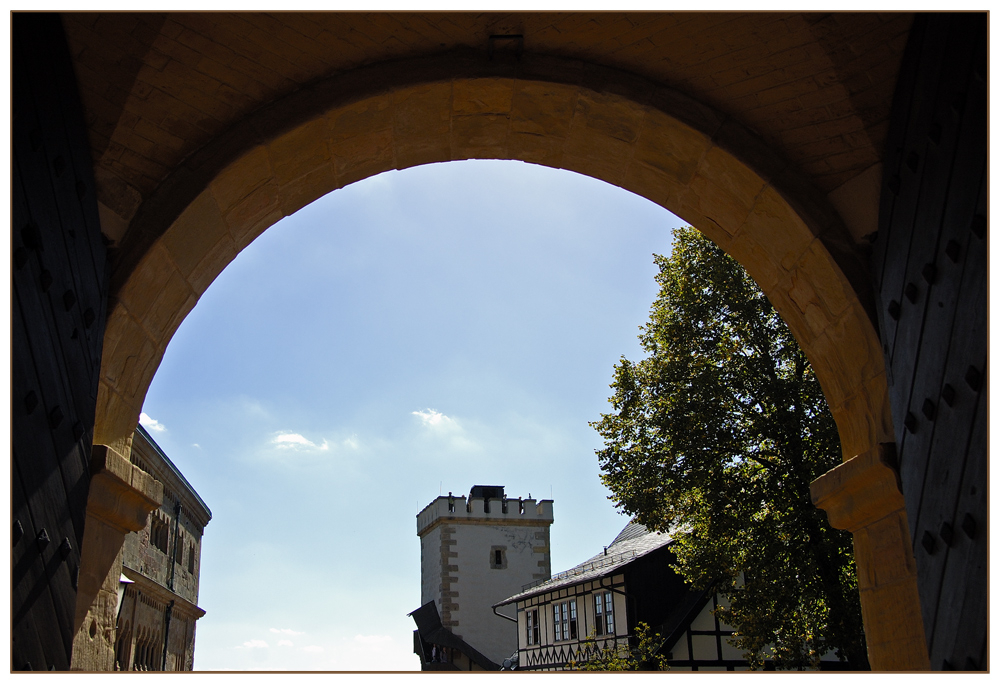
[
  {"x1": 408, "y1": 601, "x2": 500, "y2": 671},
  {"x1": 494, "y1": 522, "x2": 672, "y2": 607}
]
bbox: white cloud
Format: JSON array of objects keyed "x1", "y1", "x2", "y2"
[
  {"x1": 271, "y1": 432, "x2": 329, "y2": 451},
  {"x1": 139, "y1": 412, "x2": 166, "y2": 433},
  {"x1": 277, "y1": 640, "x2": 293, "y2": 647},
  {"x1": 269, "y1": 628, "x2": 305, "y2": 636},
  {"x1": 412, "y1": 409, "x2": 457, "y2": 430},
  {"x1": 238, "y1": 639, "x2": 268, "y2": 650},
  {"x1": 354, "y1": 634, "x2": 392, "y2": 645},
  {"x1": 300, "y1": 645, "x2": 324, "y2": 653}
]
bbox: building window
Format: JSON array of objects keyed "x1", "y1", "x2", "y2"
[
  {"x1": 150, "y1": 513, "x2": 169, "y2": 554},
  {"x1": 187, "y1": 543, "x2": 195, "y2": 574},
  {"x1": 526, "y1": 609, "x2": 539, "y2": 645},
  {"x1": 594, "y1": 591, "x2": 614, "y2": 636},
  {"x1": 490, "y1": 545, "x2": 507, "y2": 569},
  {"x1": 553, "y1": 600, "x2": 577, "y2": 641}
]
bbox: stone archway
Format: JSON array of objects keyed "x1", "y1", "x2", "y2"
[{"x1": 91, "y1": 54, "x2": 923, "y2": 668}]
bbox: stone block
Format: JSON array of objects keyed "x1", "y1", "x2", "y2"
[
  {"x1": 631, "y1": 109, "x2": 710, "y2": 186},
  {"x1": 452, "y1": 113, "x2": 509, "y2": 159},
  {"x1": 162, "y1": 190, "x2": 229, "y2": 278},
  {"x1": 100, "y1": 312, "x2": 153, "y2": 394},
  {"x1": 141, "y1": 270, "x2": 195, "y2": 343},
  {"x1": 395, "y1": 141, "x2": 453, "y2": 172},
  {"x1": 797, "y1": 239, "x2": 853, "y2": 321},
  {"x1": 98, "y1": 306, "x2": 130, "y2": 382},
  {"x1": 826, "y1": 302, "x2": 882, "y2": 385},
  {"x1": 805, "y1": 327, "x2": 854, "y2": 411},
  {"x1": 269, "y1": 118, "x2": 331, "y2": 185},
  {"x1": 188, "y1": 235, "x2": 237, "y2": 296},
  {"x1": 158, "y1": 292, "x2": 198, "y2": 350},
  {"x1": 117, "y1": 243, "x2": 179, "y2": 322},
  {"x1": 573, "y1": 90, "x2": 643, "y2": 144},
  {"x1": 621, "y1": 160, "x2": 688, "y2": 219},
  {"x1": 234, "y1": 207, "x2": 283, "y2": 251},
  {"x1": 725, "y1": 228, "x2": 782, "y2": 294},
  {"x1": 698, "y1": 145, "x2": 766, "y2": 214},
  {"x1": 122, "y1": 337, "x2": 161, "y2": 403},
  {"x1": 332, "y1": 130, "x2": 393, "y2": 189},
  {"x1": 867, "y1": 371, "x2": 895, "y2": 444},
  {"x1": 508, "y1": 132, "x2": 565, "y2": 168},
  {"x1": 682, "y1": 166, "x2": 757, "y2": 239},
  {"x1": 392, "y1": 82, "x2": 451, "y2": 142},
  {"x1": 802, "y1": 301, "x2": 831, "y2": 339},
  {"x1": 762, "y1": 281, "x2": 814, "y2": 352},
  {"x1": 562, "y1": 128, "x2": 632, "y2": 187},
  {"x1": 866, "y1": 511, "x2": 918, "y2": 586},
  {"x1": 328, "y1": 94, "x2": 393, "y2": 142},
  {"x1": 224, "y1": 182, "x2": 280, "y2": 245},
  {"x1": 828, "y1": 391, "x2": 877, "y2": 464},
  {"x1": 859, "y1": 577, "x2": 929, "y2": 669},
  {"x1": 210, "y1": 145, "x2": 273, "y2": 213},
  {"x1": 852, "y1": 528, "x2": 877, "y2": 590},
  {"x1": 509, "y1": 81, "x2": 577, "y2": 139},
  {"x1": 740, "y1": 185, "x2": 816, "y2": 272},
  {"x1": 452, "y1": 78, "x2": 514, "y2": 115},
  {"x1": 93, "y1": 378, "x2": 139, "y2": 449}
]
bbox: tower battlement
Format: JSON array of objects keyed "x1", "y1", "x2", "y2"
[{"x1": 417, "y1": 489, "x2": 554, "y2": 536}]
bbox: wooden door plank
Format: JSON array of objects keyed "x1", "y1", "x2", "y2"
[
  {"x1": 873, "y1": 15, "x2": 952, "y2": 400},
  {"x1": 12, "y1": 94, "x2": 105, "y2": 438},
  {"x1": 925, "y1": 391, "x2": 986, "y2": 669},
  {"x1": 895, "y1": 17, "x2": 985, "y2": 538},
  {"x1": 12, "y1": 166, "x2": 93, "y2": 538}
]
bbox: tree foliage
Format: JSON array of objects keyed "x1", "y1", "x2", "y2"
[
  {"x1": 574, "y1": 623, "x2": 669, "y2": 671},
  {"x1": 592, "y1": 226, "x2": 868, "y2": 670}
]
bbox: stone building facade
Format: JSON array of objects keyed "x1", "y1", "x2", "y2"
[
  {"x1": 412, "y1": 485, "x2": 553, "y2": 668},
  {"x1": 112, "y1": 425, "x2": 211, "y2": 671}
]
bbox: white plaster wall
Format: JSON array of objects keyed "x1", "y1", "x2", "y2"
[
  {"x1": 419, "y1": 526, "x2": 442, "y2": 611},
  {"x1": 451, "y1": 522, "x2": 549, "y2": 664}
]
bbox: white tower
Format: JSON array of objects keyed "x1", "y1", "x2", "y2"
[{"x1": 416, "y1": 485, "x2": 553, "y2": 664}]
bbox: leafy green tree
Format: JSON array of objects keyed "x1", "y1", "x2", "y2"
[
  {"x1": 592, "y1": 226, "x2": 868, "y2": 670},
  {"x1": 574, "y1": 623, "x2": 669, "y2": 671}
]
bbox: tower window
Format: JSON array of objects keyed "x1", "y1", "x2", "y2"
[{"x1": 490, "y1": 545, "x2": 507, "y2": 569}]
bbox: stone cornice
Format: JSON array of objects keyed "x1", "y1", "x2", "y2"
[
  {"x1": 419, "y1": 516, "x2": 553, "y2": 537},
  {"x1": 88, "y1": 444, "x2": 163, "y2": 534},
  {"x1": 810, "y1": 444, "x2": 904, "y2": 532},
  {"x1": 122, "y1": 567, "x2": 206, "y2": 621}
]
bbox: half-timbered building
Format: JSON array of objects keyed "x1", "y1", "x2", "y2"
[{"x1": 495, "y1": 522, "x2": 849, "y2": 671}]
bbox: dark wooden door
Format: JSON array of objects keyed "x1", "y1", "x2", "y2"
[
  {"x1": 11, "y1": 13, "x2": 109, "y2": 671},
  {"x1": 873, "y1": 13, "x2": 986, "y2": 671}
]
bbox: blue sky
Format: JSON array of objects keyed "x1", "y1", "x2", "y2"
[{"x1": 138, "y1": 159, "x2": 687, "y2": 671}]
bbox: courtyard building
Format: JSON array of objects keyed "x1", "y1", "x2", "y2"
[
  {"x1": 496, "y1": 522, "x2": 850, "y2": 671},
  {"x1": 411, "y1": 485, "x2": 553, "y2": 669},
  {"x1": 112, "y1": 425, "x2": 211, "y2": 671}
]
